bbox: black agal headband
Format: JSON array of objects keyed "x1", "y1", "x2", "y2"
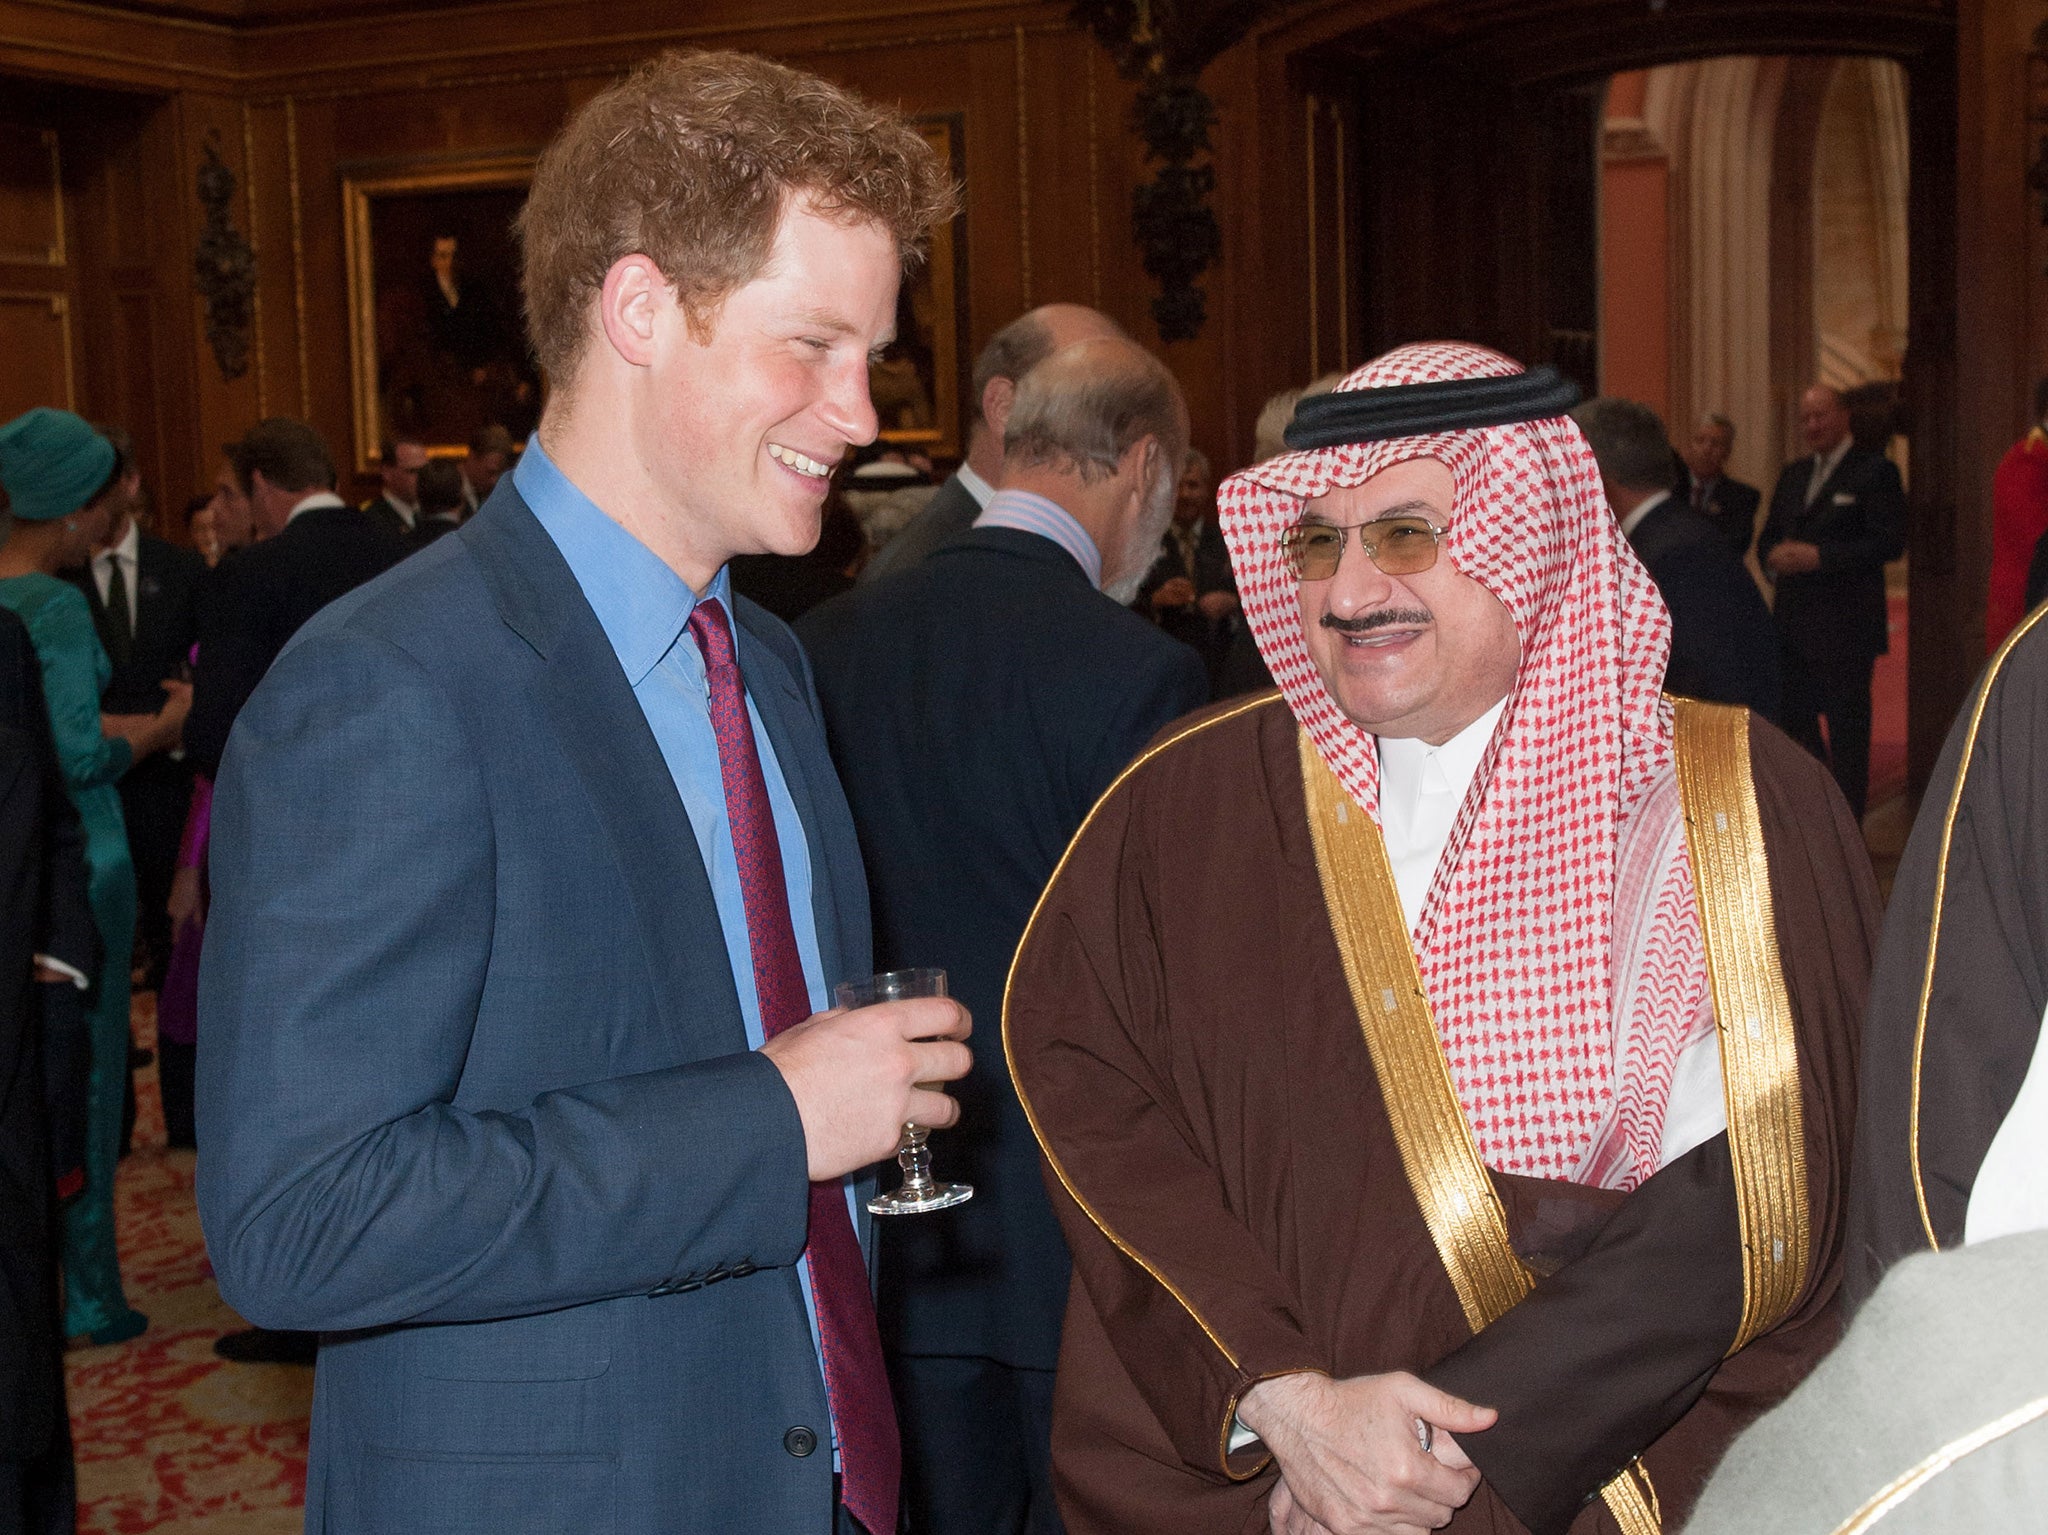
[{"x1": 1283, "y1": 365, "x2": 1583, "y2": 451}]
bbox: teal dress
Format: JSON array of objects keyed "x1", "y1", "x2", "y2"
[{"x1": 0, "y1": 572, "x2": 144, "y2": 1342}]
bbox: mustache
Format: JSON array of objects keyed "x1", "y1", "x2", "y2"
[{"x1": 1321, "y1": 607, "x2": 1433, "y2": 635}]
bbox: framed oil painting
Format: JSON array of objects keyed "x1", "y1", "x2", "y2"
[
  {"x1": 343, "y1": 153, "x2": 539, "y2": 472},
  {"x1": 343, "y1": 121, "x2": 966, "y2": 472},
  {"x1": 872, "y1": 115, "x2": 968, "y2": 460}
]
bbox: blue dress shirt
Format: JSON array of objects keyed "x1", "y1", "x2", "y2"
[{"x1": 514, "y1": 439, "x2": 851, "y2": 1434}]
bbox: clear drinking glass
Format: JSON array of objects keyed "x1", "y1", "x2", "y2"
[{"x1": 834, "y1": 967, "x2": 974, "y2": 1216}]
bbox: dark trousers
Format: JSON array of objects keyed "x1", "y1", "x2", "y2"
[
  {"x1": 158, "y1": 1037, "x2": 196, "y2": 1149},
  {"x1": 893, "y1": 1354, "x2": 1063, "y2": 1535},
  {"x1": 1779, "y1": 649, "x2": 1875, "y2": 819},
  {"x1": 119, "y1": 760, "x2": 191, "y2": 987},
  {"x1": 0, "y1": 1401, "x2": 76, "y2": 1535}
]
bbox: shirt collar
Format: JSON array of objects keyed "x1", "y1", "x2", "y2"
[
  {"x1": 955, "y1": 462, "x2": 996, "y2": 510},
  {"x1": 287, "y1": 490, "x2": 346, "y2": 525},
  {"x1": 972, "y1": 489, "x2": 1104, "y2": 588},
  {"x1": 514, "y1": 434, "x2": 711, "y2": 686},
  {"x1": 1377, "y1": 698, "x2": 1506, "y2": 821},
  {"x1": 99, "y1": 518, "x2": 139, "y2": 567},
  {"x1": 1620, "y1": 487, "x2": 1671, "y2": 538}
]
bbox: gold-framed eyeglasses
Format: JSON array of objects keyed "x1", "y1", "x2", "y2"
[{"x1": 1281, "y1": 515, "x2": 1444, "y2": 582}]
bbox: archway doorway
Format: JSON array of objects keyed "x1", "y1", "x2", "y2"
[{"x1": 1598, "y1": 55, "x2": 1912, "y2": 823}]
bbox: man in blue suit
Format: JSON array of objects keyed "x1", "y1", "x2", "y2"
[
  {"x1": 195, "y1": 51, "x2": 967, "y2": 1535},
  {"x1": 800, "y1": 337, "x2": 1208, "y2": 1535}
]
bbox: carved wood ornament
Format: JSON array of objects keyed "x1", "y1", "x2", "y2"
[
  {"x1": 193, "y1": 134, "x2": 256, "y2": 381},
  {"x1": 1070, "y1": 0, "x2": 1269, "y2": 341}
]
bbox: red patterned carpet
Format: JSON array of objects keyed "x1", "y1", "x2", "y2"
[{"x1": 64, "y1": 994, "x2": 311, "y2": 1535}]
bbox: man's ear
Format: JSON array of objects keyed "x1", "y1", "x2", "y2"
[
  {"x1": 982, "y1": 375, "x2": 1018, "y2": 439},
  {"x1": 597, "y1": 254, "x2": 670, "y2": 368}
]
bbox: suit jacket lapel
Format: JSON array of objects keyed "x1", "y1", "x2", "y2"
[{"x1": 466, "y1": 488, "x2": 749, "y2": 1057}]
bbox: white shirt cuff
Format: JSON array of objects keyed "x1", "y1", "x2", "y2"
[{"x1": 34, "y1": 954, "x2": 90, "y2": 989}]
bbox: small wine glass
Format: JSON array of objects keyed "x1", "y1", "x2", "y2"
[{"x1": 834, "y1": 967, "x2": 974, "y2": 1216}]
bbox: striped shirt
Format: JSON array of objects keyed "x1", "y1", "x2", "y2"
[{"x1": 972, "y1": 489, "x2": 1103, "y2": 589}]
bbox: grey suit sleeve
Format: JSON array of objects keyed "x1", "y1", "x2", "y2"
[{"x1": 196, "y1": 626, "x2": 811, "y2": 1333}]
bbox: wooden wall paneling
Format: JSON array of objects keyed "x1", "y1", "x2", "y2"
[
  {"x1": 1203, "y1": 42, "x2": 1265, "y2": 469},
  {"x1": 286, "y1": 95, "x2": 359, "y2": 473},
  {"x1": 0, "y1": 119, "x2": 63, "y2": 264},
  {"x1": 0, "y1": 289, "x2": 73, "y2": 420},
  {"x1": 1929, "y1": 0, "x2": 2019, "y2": 780},
  {"x1": 131, "y1": 93, "x2": 203, "y2": 523},
  {"x1": 0, "y1": 106, "x2": 73, "y2": 417},
  {"x1": 0, "y1": 0, "x2": 232, "y2": 92},
  {"x1": 241, "y1": 99, "x2": 290, "y2": 423}
]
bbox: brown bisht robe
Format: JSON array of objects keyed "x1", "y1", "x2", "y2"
[
  {"x1": 1846, "y1": 612, "x2": 2048, "y2": 1305},
  {"x1": 1004, "y1": 693, "x2": 1873, "y2": 1535}
]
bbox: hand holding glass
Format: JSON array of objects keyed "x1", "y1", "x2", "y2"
[{"x1": 834, "y1": 968, "x2": 974, "y2": 1215}]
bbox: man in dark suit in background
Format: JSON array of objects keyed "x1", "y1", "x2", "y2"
[
  {"x1": 1575, "y1": 398, "x2": 1781, "y2": 717},
  {"x1": 458, "y1": 423, "x2": 514, "y2": 515},
  {"x1": 1132, "y1": 447, "x2": 1240, "y2": 689},
  {"x1": 801, "y1": 337, "x2": 1208, "y2": 1535},
  {"x1": 405, "y1": 460, "x2": 466, "y2": 552},
  {"x1": 1675, "y1": 411, "x2": 1762, "y2": 557},
  {"x1": 62, "y1": 429, "x2": 203, "y2": 991},
  {"x1": 360, "y1": 435, "x2": 427, "y2": 541},
  {"x1": 196, "y1": 52, "x2": 966, "y2": 1535},
  {"x1": 1758, "y1": 382, "x2": 1908, "y2": 818},
  {"x1": 859, "y1": 303, "x2": 1124, "y2": 582},
  {"x1": 184, "y1": 419, "x2": 403, "y2": 784},
  {"x1": 0, "y1": 605, "x2": 97, "y2": 1535}
]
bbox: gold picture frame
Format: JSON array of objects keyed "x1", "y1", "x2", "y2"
[
  {"x1": 342, "y1": 121, "x2": 967, "y2": 472},
  {"x1": 874, "y1": 115, "x2": 968, "y2": 461},
  {"x1": 342, "y1": 152, "x2": 539, "y2": 473}
]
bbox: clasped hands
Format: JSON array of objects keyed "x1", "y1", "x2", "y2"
[
  {"x1": 1239, "y1": 1370, "x2": 1497, "y2": 1535},
  {"x1": 1764, "y1": 539, "x2": 1822, "y2": 576}
]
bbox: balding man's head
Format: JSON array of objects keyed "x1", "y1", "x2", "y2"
[
  {"x1": 970, "y1": 304, "x2": 1124, "y2": 428},
  {"x1": 1003, "y1": 337, "x2": 1188, "y2": 483},
  {"x1": 1002, "y1": 336, "x2": 1188, "y2": 601},
  {"x1": 1799, "y1": 385, "x2": 1850, "y2": 456}
]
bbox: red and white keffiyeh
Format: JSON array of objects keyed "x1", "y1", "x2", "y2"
[{"x1": 1219, "y1": 342, "x2": 1714, "y2": 1189}]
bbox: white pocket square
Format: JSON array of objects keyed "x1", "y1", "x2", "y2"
[{"x1": 1832, "y1": 491, "x2": 1857, "y2": 505}]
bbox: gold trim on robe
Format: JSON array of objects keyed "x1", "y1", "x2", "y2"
[
  {"x1": 1297, "y1": 730, "x2": 1662, "y2": 1535},
  {"x1": 1825, "y1": 1391, "x2": 2048, "y2": 1535},
  {"x1": 1671, "y1": 698, "x2": 1811, "y2": 1351}
]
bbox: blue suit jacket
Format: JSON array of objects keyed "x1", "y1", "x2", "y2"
[{"x1": 195, "y1": 483, "x2": 874, "y2": 1534}]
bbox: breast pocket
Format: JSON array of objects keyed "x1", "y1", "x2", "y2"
[{"x1": 411, "y1": 1302, "x2": 611, "y2": 1382}]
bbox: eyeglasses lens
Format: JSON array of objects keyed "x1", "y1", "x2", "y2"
[{"x1": 1285, "y1": 517, "x2": 1438, "y2": 581}]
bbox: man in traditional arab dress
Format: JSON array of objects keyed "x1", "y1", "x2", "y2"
[
  {"x1": 1845, "y1": 606, "x2": 2048, "y2": 1303},
  {"x1": 1004, "y1": 343, "x2": 1875, "y2": 1535}
]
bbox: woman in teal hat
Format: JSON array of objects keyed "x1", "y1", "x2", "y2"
[{"x1": 0, "y1": 407, "x2": 191, "y2": 1345}]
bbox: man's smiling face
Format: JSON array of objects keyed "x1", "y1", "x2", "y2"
[
  {"x1": 636, "y1": 194, "x2": 900, "y2": 577},
  {"x1": 1295, "y1": 456, "x2": 1522, "y2": 745}
]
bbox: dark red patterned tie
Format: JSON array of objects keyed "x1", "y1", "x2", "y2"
[{"x1": 686, "y1": 597, "x2": 899, "y2": 1535}]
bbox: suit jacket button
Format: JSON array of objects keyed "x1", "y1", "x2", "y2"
[{"x1": 783, "y1": 1425, "x2": 817, "y2": 1458}]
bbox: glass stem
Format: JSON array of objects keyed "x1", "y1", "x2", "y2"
[{"x1": 896, "y1": 1123, "x2": 935, "y2": 1195}]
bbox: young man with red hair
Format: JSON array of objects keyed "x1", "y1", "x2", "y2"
[{"x1": 198, "y1": 51, "x2": 964, "y2": 1535}]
